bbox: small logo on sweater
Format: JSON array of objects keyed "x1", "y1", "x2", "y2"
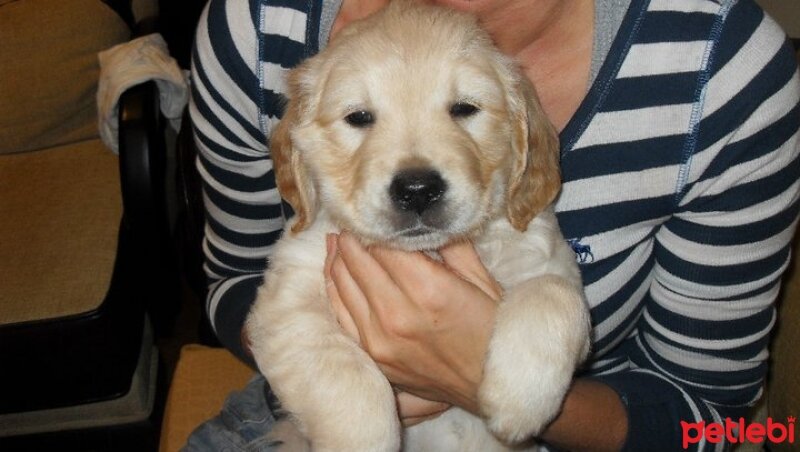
[
  {"x1": 681, "y1": 416, "x2": 796, "y2": 449},
  {"x1": 567, "y1": 238, "x2": 594, "y2": 263}
]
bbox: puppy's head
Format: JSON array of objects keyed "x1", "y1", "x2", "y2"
[{"x1": 272, "y1": 1, "x2": 559, "y2": 250}]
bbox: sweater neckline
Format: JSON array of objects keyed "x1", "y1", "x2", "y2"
[{"x1": 560, "y1": 0, "x2": 650, "y2": 155}]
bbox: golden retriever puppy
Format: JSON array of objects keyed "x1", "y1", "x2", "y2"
[{"x1": 246, "y1": 1, "x2": 591, "y2": 450}]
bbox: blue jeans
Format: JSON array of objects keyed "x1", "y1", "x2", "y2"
[{"x1": 183, "y1": 375, "x2": 279, "y2": 451}]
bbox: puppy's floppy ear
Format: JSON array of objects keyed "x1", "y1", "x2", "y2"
[
  {"x1": 271, "y1": 68, "x2": 318, "y2": 234},
  {"x1": 505, "y1": 77, "x2": 561, "y2": 231}
]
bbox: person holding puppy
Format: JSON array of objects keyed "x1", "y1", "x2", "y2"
[{"x1": 187, "y1": 0, "x2": 800, "y2": 450}]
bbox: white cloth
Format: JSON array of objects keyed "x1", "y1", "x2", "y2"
[{"x1": 97, "y1": 33, "x2": 189, "y2": 154}]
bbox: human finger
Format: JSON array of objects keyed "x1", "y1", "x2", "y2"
[
  {"x1": 366, "y1": 244, "x2": 451, "y2": 301},
  {"x1": 439, "y1": 240, "x2": 502, "y2": 301},
  {"x1": 335, "y1": 232, "x2": 406, "y2": 310}
]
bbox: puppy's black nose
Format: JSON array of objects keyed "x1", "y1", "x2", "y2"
[{"x1": 389, "y1": 169, "x2": 447, "y2": 214}]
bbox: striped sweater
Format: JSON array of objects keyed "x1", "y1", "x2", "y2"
[{"x1": 190, "y1": 0, "x2": 800, "y2": 450}]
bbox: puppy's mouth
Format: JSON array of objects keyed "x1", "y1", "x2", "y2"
[
  {"x1": 398, "y1": 225, "x2": 436, "y2": 237},
  {"x1": 393, "y1": 223, "x2": 449, "y2": 242},
  {"x1": 386, "y1": 223, "x2": 453, "y2": 250}
]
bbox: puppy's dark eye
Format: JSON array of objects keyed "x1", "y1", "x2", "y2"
[
  {"x1": 345, "y1": 110, "x2": 375, "y2": 128},
  {"x1": 449, "y1": 102, "x2": 480, "y2": 118}
]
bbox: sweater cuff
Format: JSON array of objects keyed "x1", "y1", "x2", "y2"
[
  {"x1": 589, "y1": 370, "x2": 692, "y2": 451},
  {"x1": 209, "y1": 275, "x2": 263, "y2": 368}
]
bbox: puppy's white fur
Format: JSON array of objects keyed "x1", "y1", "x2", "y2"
[{"x1": 246, "y1": 2, "x2": 591, "y2": 450}]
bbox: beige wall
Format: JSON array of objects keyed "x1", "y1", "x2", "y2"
[{"x1": 757, "y1": 0, "x2": 800, "y2": 38}]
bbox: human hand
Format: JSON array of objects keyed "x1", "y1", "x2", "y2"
[{"x1": 324, "y1": 232, "x2": 501, "y2": 414}]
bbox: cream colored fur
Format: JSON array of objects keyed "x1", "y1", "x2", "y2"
[{"x1": 246, "y1": 2, "x2": 591, "y2": 450}]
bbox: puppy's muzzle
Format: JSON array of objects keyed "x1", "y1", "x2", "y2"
[{"x1": 389, "y1": 168, "x2": 447, "y2": 215}]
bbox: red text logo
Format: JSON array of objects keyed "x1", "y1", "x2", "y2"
[{"x1": 681, "y1": 416, "x2": 795, "y2": 449}]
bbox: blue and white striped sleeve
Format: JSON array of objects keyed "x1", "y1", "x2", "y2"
[
  {"x1": 593, "y1": 3, "x2": 800, "y2": 450},
  {"x1": 190, "y1": 0, "x2": 286, "y2": 362}
]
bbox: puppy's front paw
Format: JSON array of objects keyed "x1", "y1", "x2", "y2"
[
  {"x1": 259, "y1": 346, "x2": 402, "y2": 452},
  {"x1": 478, "y1": 275, "x2": 590, "y2": 444},
  {"x1": 310, "y1": 415, "x2": 401, "y2": 452},
  {"x1": 480, "y1": 362, "x2": 573, "y2": 442},
  {"x1": 312, "y1": 402, "x2": 401, "y2": 452},
  {"x1": 265, "y1": 419, "x2": 311, "y2": 452}
]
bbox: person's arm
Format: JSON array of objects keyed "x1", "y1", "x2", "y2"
[
  {"x1": 190, "y1": 0, "x2": 286, "y2": 363},
  {"x1": 586, "y1": 3, "x2": 800, "y2": 450},
  {"x1": 548, "y1": 5, "x2": 800, "y2": 450},
  {"x1": 548, "y1": 4, "x2": 800, "y2": 450}
]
